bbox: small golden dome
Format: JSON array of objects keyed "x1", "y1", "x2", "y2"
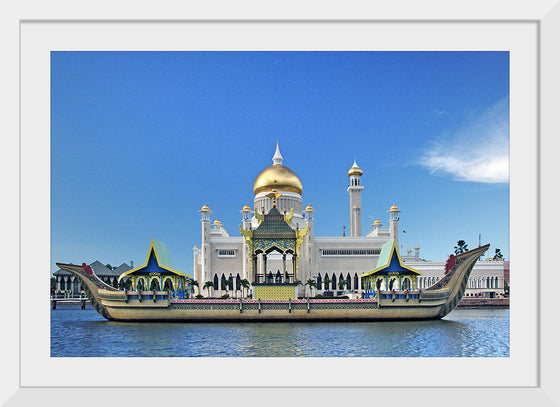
[
  {"x1": 415, "y1": 245, "x2": 419, "y2": 249},
  {"x1": 193, "y1": 245, "x2": 198, "y2": 249},
  {"x1": 305, "y1": 205, "x2": 314, "y2": 211},
  {"x1": 389, "y1": 205, "x2": 399, "y2": 211},
  {"x1": 200, "y1": 205, "x2": 210, "y2": 211},
  {"x1": 407, "y1": 248, "x2": 412, "y2": 252},
  {"x1": 213, "y1": 220, "x2": 221, "y2": 225},
  {"x1": 253, "y1": 164, "x2": 303, "y2": 195},
  {"x1": 347, "y1": 159, "x2": 363, "y2": 177},
  {"x1": 242, "y1": 205, "x2": 251, "y2": 211},
  {"x1": 373, "y1": 219, "x2": 381, "y2": 225}
]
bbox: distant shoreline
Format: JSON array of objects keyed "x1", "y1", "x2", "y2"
[{"x1": 457, "y1": 297, "x2": 509, "y2": 308}]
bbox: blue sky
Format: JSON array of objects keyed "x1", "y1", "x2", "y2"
[{"x1": 51, "y1": 51, "x2": 509, "y2": 275}]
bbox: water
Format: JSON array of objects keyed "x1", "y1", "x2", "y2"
[{"x1": 51, "y1": 307, "x2": 509, "y2": 357}]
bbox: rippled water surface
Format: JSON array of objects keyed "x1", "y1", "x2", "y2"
[{"x1": 51, "y1": 307, "x2": 509, "y2": 357}]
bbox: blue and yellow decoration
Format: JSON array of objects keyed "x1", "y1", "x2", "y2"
[
  {"x1": 359, "y1": 239, "x2": 422, "y2": 299},
  {"x1": 118, "y1": 238, "x2": 192, "y2": 298}
]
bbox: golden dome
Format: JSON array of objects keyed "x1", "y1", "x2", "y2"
[
  {"x1": 305, "y1": 205, "x2": 314, "y2": 211},
  {"x1": 193, "y1": 245, "x2": 198, "y2": 249},
  {"x1": 242, "y1": 205, "x2": 251, "y2": 211},
  {"x1": 213, "y1": 220, "x2": 221, "y2": 225},
  {"x1": 389, "y1": 205, "x2": 399, "y2": 211},
  {"x1": 253, "y1": 164, "x2": 303, "y2": 195},
  {"x1": 415, "y1": 245, "x2": 419, "y2": 249},
  {"x1": 347, "y1": 159, "x2": 363, "y2": 177},
  {"x1": 200, "y1": 205, "x2": 210, "y2": 211},
  {"x1": 373, "y1": 219, "x2": 381, "y2": 225}
]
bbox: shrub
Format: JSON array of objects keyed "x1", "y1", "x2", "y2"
[
  {"x1": 221, "y1": 294, "x2": 230, "y2": 299},
  {"x1": 195, "y1": 294, "x2": 204, "y2": 299}
]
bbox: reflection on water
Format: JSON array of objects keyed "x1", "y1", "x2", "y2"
[{"x1": 51, "y1": 307, "x2": 509, "y2": 357}]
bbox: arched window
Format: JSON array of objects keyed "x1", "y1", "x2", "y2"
[
  {"x1": 136, "y1": 278, "x2": 146, "y2": 291},
  {"x1": 354, "y1": 273, "x2": 359, "y2": 290},
  {"x1": 149, "y1": 278, "x2": 160, "y2": 291},
  {"x1": 221, "y1": 274, "x2": 227, "y2": 290},
  {"x1": 236, "y1": 274, "x2": 241, "y2": 290},
  {"x1": 332, "y1": 273, "x2": 337, "y2": 290},
  {"x1": 317, "y1": 273, "x2": 322, "y2": 290},
  {"x1": 213, "y1": 274, "x2": 219, "y2": 290},
  {"x1": 163, "y1": 278, "x2": 174, "y2": 291},
  {"x1": 402, "y1": 277, "x2": 411, "y2": 291}
]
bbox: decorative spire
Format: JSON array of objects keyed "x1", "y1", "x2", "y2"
[{"x1": 272, "y1": 140, "x2": 283, "y2": 165}]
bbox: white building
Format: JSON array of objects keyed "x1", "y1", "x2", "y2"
[{"x1": 193, "y1": 142, "x2": 505, "y2": 299}]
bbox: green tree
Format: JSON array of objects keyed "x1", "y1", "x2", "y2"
[
  {"x1": 323, "y1": 276, "x2": 331, "y2": 292},
  {"x1": 454, "y1": 240, "x2": 469, "y2": 255},
  {"x1": 203, "y1": 281, "x2": 214, "y2": 298},
  {"x1": 338, "y1": 279, "x2": 348, "y2": 291},
  {"x1": 191, "y1": 280, "x2": 199, "y2": 295},
  {"x1": 223, "y1": 280, "x2": 231, "y2": 295},
  {"x1": 305, "y1": 278, "x2": 317, "y2": 298},
  {"x1": 117, "y1": 278, "x2": 132, "y2": 291},
  {"x1": 240, "y1": 279, "x2": 251, "y2": 298},
  {"x1": 493, "y1": 248, "x2": 504, "y2": 260}
]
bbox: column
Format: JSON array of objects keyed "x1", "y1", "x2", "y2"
[
  {"x1": 263, "y1": 254, "x2": 268, "y2": 280},
  {"x1": 252, "y1": 255, "x2": 258, "y2": 283},
  {"x1": 282, "y1": 254, "x2": 287, "y2": 280},
  {"x1": 292, "y1": 254, "x2": 297, "y2": 280}
]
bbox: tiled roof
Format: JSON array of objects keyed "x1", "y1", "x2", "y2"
[
  {"x1": 112, "y1": 263, "x2": 132, "y2": 275},
  {"x1": 90, "y1": 260, "x2": 112, "y2": 276},
  {"x1": 359, "y1": 239, "x2": 421, "y2": 278},
  {"x1": 253, "y1": 207, "x2": 296, "y2": 239},
  {"x1": 53, "y1": 261, "x2": 130, "y2": 277}
]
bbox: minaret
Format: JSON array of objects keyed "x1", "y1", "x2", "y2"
[
  {"x1": 387, "y1": 204, "x2": 401, "y2": 245},
  {"x1": 192, "y1": 245, "x2": 200, "y2": 284},
  {"x1": 347, "y1": 159, "x2": 364, "y2": 237},
  {"x1": 199, "y1": 204, "x2": 212, "y2": 284},
  {"x1": 303, "y1": 205, "x2": 316, "y2": 281},
  {"x1": 240, "y1": 205, "x2": 253, "y2": 280}
]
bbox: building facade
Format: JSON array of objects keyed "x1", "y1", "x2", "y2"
[{"x1": 192, "y1": 142, "x2": 506, "y2": 299}]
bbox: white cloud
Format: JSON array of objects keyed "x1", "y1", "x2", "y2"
[{"x1": 420, "y1": 98, "x2": 509, "y2": 183}]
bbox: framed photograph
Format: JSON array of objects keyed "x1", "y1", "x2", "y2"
[{"x1": 6, "y1": 1, "x2": 558, "y2": 405}]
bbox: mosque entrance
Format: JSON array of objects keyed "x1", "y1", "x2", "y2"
[{"x1": 240, "y1": 196, "x2": 308, "y2": 300}]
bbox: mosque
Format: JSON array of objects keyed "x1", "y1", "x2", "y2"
[{"x1": 192, "y1": 142, "x2": 506, "y2": 299}]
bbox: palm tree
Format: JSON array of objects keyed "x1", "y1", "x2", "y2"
[
  {"x1": 454, "y1": 240, "x2": 469, "y2": 255},
  {"x1": 305, "y1": 278, "x2": 317, "y2": 298},
  {"x1": 240, "y1": 279, "x2": 251, "y2": 298},
  {"x1": 323, "y1": 276, "x2": 331, "y2": 293},
  {"x1": 223, "y1": 280, "x2": 231, "y2": 295},
  {"x1": 203, "y1": 281, "x2": 213, "y2": 298},
  {"x1": 191, "y1": 280, "x2": 199, "y2": 296},
  {"x1": 338, "y1": 279, "x2": 348, "y2": 291}
]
